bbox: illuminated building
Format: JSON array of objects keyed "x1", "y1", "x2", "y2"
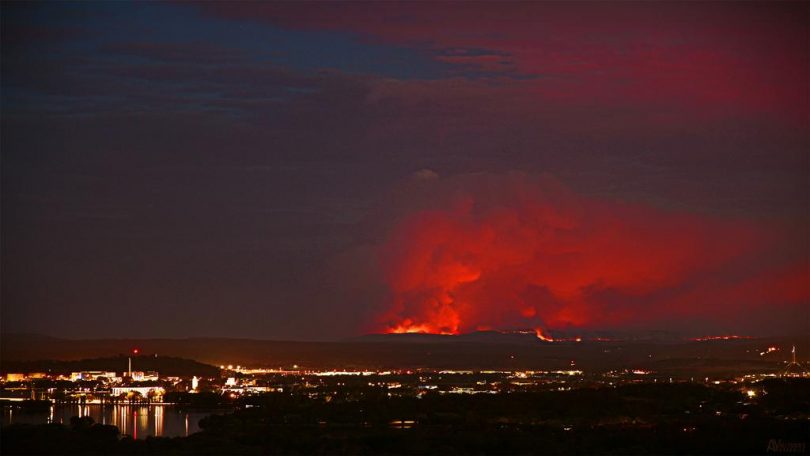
[
  {"x1": 783, "y1": 345, "x2": 806, "y2": 377},
  {"x1": 70, "y1": 371, "x2": 118, "y2": 381},
  {"x1": 111, "y1": 385, "x2": 165, "y2": 399},
  {"x1": 142, "y1": 371, "x2": 160, "y2": 381}
]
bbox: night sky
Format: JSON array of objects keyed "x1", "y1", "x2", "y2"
[{"x1": 2, "y1": 2, "x2": 808, "y2": 340}]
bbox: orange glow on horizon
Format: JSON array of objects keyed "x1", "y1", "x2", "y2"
[
  {"x1": 690, "y1": 335, "x2": 753, "y2": 342},
  {"x1": 386, "y1": 320, "x2": 457, "y2": 335},
  {"x1": 534, "y1": 328, "x2": 554, "y2": 342}
]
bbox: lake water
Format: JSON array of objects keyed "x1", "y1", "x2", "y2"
[{"x1": 1, "y1": 404, "x2": 228, "y2": 438}]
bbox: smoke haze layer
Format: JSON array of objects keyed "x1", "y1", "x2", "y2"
[{"x1": 376, "y1": 173, "x2": 807, "y2": 335}]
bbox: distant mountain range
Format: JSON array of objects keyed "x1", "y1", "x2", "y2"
[{"x1": 2, "y1": 332, "x2": 803, "y2": 374}]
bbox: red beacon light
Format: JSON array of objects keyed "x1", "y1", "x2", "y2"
[{"x1": 132, "y1": 348, "x2": 140, "y2": 355}]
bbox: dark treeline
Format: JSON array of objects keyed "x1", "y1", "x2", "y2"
[{"x1": 2, "y1": 380, "x2": 808, "y2": 455}]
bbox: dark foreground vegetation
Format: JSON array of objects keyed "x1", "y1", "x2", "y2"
[{"x1": 3, "y1": 380, "x2": 808, "y2": 455}]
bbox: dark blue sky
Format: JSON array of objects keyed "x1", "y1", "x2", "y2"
[{"x1": 2, "y1": 1, "x2": 807, "y2": 339}]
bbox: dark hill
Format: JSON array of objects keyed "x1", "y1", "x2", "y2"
[
  {"x1": 1, "y1": 333, "x2": 805, "y2": 374},
  {"x1": 1, "y1": 355, "x2": 219, "y2": 377}
]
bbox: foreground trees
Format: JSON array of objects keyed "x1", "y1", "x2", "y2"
[{"x1": 3, "y1": 381, "x2": 809, "y2": 455}]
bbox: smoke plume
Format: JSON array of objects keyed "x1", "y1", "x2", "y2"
[{"x1": 376, "y1": 173, "x2": 807, "y2": 335}]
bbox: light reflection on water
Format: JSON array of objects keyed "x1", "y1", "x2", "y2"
[
  {"x1": 1, "y1": 404, "x2": 225, "y2": 439},
  {"x1": 389, "y1": 419, "x2": 416, "y2": 429}
]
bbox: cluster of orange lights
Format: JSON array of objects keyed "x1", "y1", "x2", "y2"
[
  {"x1": 759, "y1": 346, "x2": 779, "y2": 356},
  {"x1": 690, "y1": 335, "x2": 753, "y2": 342}
]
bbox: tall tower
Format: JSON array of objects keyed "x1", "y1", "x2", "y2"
[
  {"x1": 782, "y1": 345, "x2": 803, "y2": 377},
  {"x1": 128, "y1": 348, "x2": 139, "y2": 378}
]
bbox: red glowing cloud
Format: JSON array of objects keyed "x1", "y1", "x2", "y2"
[{"x1": 376, "y1": 173, "x2": 807, "y2": 334}]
